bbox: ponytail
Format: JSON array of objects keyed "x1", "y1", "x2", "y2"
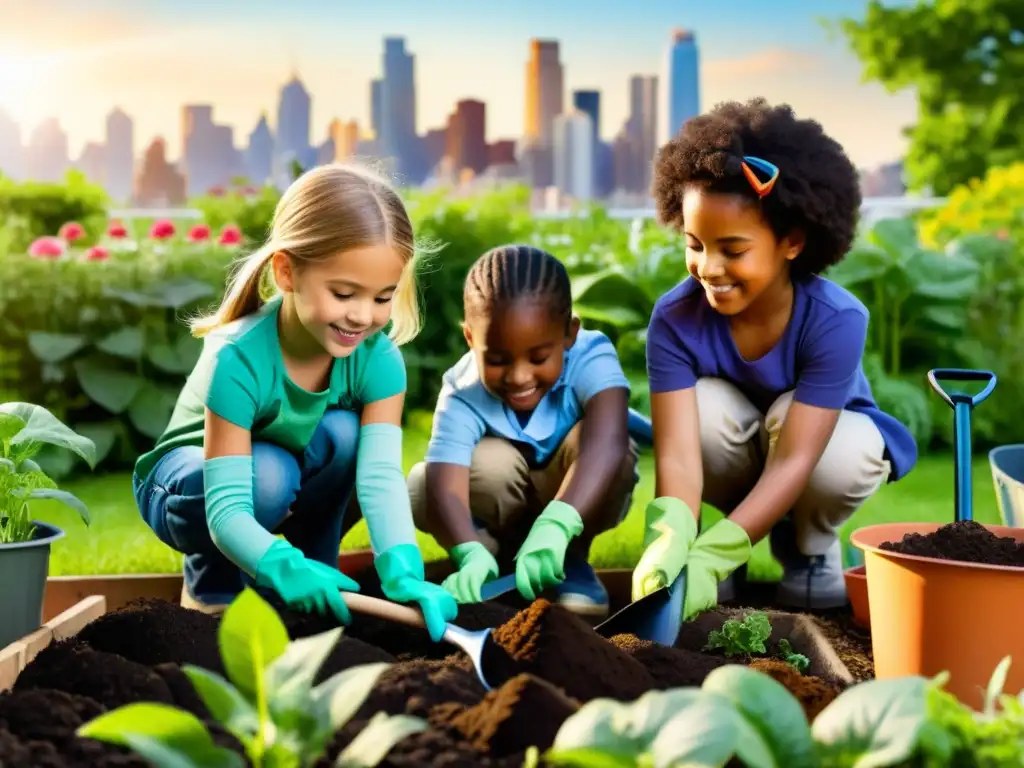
[{"x1": 190, "y1": 244, "x2": 277, "y2": 337}]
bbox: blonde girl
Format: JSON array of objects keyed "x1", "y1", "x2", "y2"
[{"x1": 133, "y1": 162, "x2": 457, "y2": 642}]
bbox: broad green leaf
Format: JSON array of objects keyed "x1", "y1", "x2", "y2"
[
  {"x1": 543, "y1": 747, "x2": 638, "y2": 768},
  {"x1": 148, "y1": 335, "x2": 202, "y2": 374},
  {"x1": 96, "y1": 326, "x2": 145, "y2": 360},
  {"x1": 181, "y1": 665, "x2": 259, "y2": 739},
  {"x1": 310, "y1": 662, "x2": 391, "y2": 733},
  {"x1": 574, "y1": 303, "x2": 648, "y2": 329},
  {"x1": 334, "y1": 711, "x2": 427, "y2": 767},
  {"x1": 27, "y1": 488, "x2": 89, "y2": 525},
  {"x1": 26, "y1": 332, "x2": 87, "y2": 363},
  {"x1": 702, "y1": 665, "x2": 814, "y2": 768},
  {"x1": 77, "y1": 702, "x2": 233, "y2": 767},
  {"x1": 648, "y1": 695, "x2": 743, "y2": 768},
  {"x1": 150, "y1": 277, "x2": 217, "y2": 309},
  {"x1": 904, "y1": 250, "x2": 979, "y2": 300},
  {"x1": 550, "y1": 697, "x2": 641, "y2": 757},
  {"x1": 0, "y1": 458, "x2": 14, "y2": 472},
  {"x1": 104, "y1": 286, "x2": 162, "y2": 307},
  {"x1": 73, "y1": 357, "x2": 145, "y2": 415},
  {"x1": 0, "y1": 402, "x2": 97, "y2": 467},
  {"x1": 75, "y1": 421, "x2": 122, "y2": 466},
  {"x1": 869, "y1": 217, "x2": 918, "y2": 258},
  {"x1": 121, "y1": 734, "x2": 245, "y2": 768},
  {"x1": 825, "y1": 245, "x2": 889, "y2": 286},
  {"x1": 128, "y1": 381, "x2": 180, "y2": 440},
  {"x1": 218, "y1": 588, "x2": 290, "y2": 700},
  {"x1": 811, "y1": 676, "x2": 930, "y2": 768},
  {"x1": 0, "y1": 413, "x2": 25, "y2": 443},
  {"x1": 266, "y1": 626, "x2": 344, "y2": 704}
]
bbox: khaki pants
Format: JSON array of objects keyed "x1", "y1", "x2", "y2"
[
  {"x1": 697, "y1": 378, "x2": 891, "y2": 556},
  {"x1": 408, "y1": 424, "x2": 640, "y2": 556}
]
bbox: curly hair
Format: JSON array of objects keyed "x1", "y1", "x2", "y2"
[{"x1": 651, "y1": 97, "x2": 861, "y2": 276}]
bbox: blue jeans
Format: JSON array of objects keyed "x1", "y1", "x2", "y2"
[{"x1": 134, "y1": 409, "x2": 362, "y2": 606}]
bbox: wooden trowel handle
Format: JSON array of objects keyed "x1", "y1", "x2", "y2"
[{"x1": 342, "y1": 591, "x2": 427, "y2": 630}]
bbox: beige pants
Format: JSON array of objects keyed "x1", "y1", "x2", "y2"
[
  {"x1": 408, "y1": 424, "x2": 640, "y2": 555},
  {"x1": 697, "y1": 378, "x2": 891, "y2": 556}
]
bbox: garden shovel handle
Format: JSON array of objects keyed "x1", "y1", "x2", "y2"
[
  {"x1": 926, "y1": 368, "x2": 997, "y2": 409},
  {"x1": 341, "y1": 591, "x2": 430, "y2": 630}
]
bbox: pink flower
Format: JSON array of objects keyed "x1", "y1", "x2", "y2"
[
  {"x1": 209, "y1": 185, "x2": 226, "y2": 197},
  {"x1": 29, "y1": 236, "x2": 66, "y2": 259},
  {"x1": 107, "y1": 221, "x2": 128, "y2": 238},
  {"x1": 84, "y1": 246, "x2": 110, "y2": 261},
  {"x1": 187, "y1": 224, "x2": 211, "y2": 242},
  {"x1": 219, "y1": 224, "x2": 242, "y2": 245},
  {"x1": 149, "y1": 219, "x2": 176, "y2": 240},
  {"x1": 996, "y1": 229, "x2": 1010, "y2": 241},
  {"x1": 59, "y1": 221, "x2": 85, "y2": 242},
  {"x1": 241, "y1": 185, "x2": 258, "y2": 196}
]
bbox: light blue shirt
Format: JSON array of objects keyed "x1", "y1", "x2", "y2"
[{"x1": 425, "y1": 329, "x2": 631, "y2": 468}]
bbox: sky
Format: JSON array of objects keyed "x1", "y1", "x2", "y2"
[{"x1": 0, "y1": 0, "x2": 918, "y2": 169}]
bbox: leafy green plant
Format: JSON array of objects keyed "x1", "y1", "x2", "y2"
[
  {"x1": 542, "y1": 659, "x2": 1024, "y2": 767},
  {"x1": 77, "y1": 587, "x2": 426, "y2": 768},
  {"x1": 0, "y1": 402, "x2": 96, "y2": 543},
  {"x1": 703, "y1": 611, "x2": 772, "y2": 658},
  {"x1": 777, "y1": 639, "x2": 810, "y2": 674}
]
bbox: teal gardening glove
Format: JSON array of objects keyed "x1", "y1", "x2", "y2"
[
  {"x1": 632, "y1": 497, "x2": 699, "y2": 601},
  {"x1": 376, "y1": 543, "x2": 458, "y2": 642},
  {"x1": 443, "y1": 540, "x2": 500, "y2": 604},
  {"x1": 514, "y1": 500, "x2": 583, "y2": 601},
  {"x1": 254, "y1": 539, "x2": 360, "y2": 624},
  {"x1": 682, "y1": 518, "x2": 752, "y2": 620}
]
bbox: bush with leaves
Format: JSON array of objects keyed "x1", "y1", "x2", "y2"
[
  {"x1": 0, "y1": 170, "x2": 109, "y2": 252},
  {"x1": 78, "y1": 587, "x2": 426, "y2": 768}
]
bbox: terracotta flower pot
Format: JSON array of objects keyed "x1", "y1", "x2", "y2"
[
  {"x1": 851, "y1": 521, "x2": 1024, "y2": 709},
  {"x1": 843, "y1": 564, "x2": 870, "y2": 629}
]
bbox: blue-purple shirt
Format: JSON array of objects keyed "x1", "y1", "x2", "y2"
[{"x1": 646, "y1": 275, "x2": 916, "y2": 481}]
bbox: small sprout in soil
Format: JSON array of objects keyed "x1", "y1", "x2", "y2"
[
  {"x1": 778, "y1": 638, "x2": 811, "y2": 674},
  {"x1": 77, "y1": 587, "x2": 427, "y2": 768},
  {"x1": 703, "y1": 610, "x2": 772, "y2": 657}
]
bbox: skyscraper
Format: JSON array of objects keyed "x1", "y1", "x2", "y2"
[
  {"x1": 524, "y1": 39, "x2": 564, "y2": 145},
  {"x1": 628, "y1": 75, "x2": 658, "y2": 193},
  {"x1": 572, "y1": 90, "x2": 601, "y2": 145},
  {"x1": 104, "y1": 108, "x2": 134, "y2": 203},
  {"x1": 246, "y1": 113, "x2": 273, "y2": 185},
  {"x1": 446, "y1": 99, "x2": 487, "y2": 176},
  {"x1": 553, "y1": 111, "x2": 594, "y2": 202},
  {"x1": 26, "y1": 118, "x2": 69, "y2": 182},
  {"x1": 665, "y1": 29, "x2": 700, "y2": 142},
  {"x1": 274, "y1": 73, "x2": 312, "y2": 185},
  {"x1": 370, "y1": 79, "x2": 382, "y2": 139},
  {"x1": 380, "y1": 37, "x2": 419, "y2": 181}
]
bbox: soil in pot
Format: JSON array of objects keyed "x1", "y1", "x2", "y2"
[
  {"x1": 2, "y1": 581, "x2": 849, "y2": 767},
  {"x1": 879, "y1": 520, "x2": 1024, "y2": 567}
]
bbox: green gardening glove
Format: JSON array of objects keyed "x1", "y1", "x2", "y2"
[
  {"x1": 632, "y1": 497, "x2": 699, "y2": 600},
  {"x1": 682, "y1": 518, "x2": 752, "y2": 621},
  {"x1": 376, "y1": 543, "x2": 459, "y2": 642},
  {"x1": 254, "y1": 539, "x2": 361, "y2": 625},
  {"x1": 514, "y1": 500, "x2": 583, "y2": 601},
  {"x1": 442, "y1": 541, "x2": 500, "y2": 603}
]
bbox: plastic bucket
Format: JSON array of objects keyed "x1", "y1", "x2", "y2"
[
  {"x1": 989, "y1": 444, "x2": 1024, "y2": 527},
  {"x1": 0, "y1": 521, "x2": 65, "y2": 648},
  {"x1": 851, "y1": 521, "x2": 1024, "y2": 710}
]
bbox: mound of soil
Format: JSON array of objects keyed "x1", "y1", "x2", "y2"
[
  {"x1": 2, "y1": 576, "x2": 852, "y2": 766},
  {"x1": 880, "y1": 520, "x2": 1024, "y2": 567},
  {"x1": 748, "y1": 658, "x2": 840, "y2": 721}
]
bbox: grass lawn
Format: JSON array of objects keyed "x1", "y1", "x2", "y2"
[{"x1": 32, "y1": 426, "x2": 1004, "y2": 580}]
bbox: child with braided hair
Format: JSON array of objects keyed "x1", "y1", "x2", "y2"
[{"x1": 407, "y1": 244, "x2": 638, "y2": 618}]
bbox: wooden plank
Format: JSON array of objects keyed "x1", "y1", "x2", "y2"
[{"x1": 0, "y1": 642, "x2": 24, "y2": 692}]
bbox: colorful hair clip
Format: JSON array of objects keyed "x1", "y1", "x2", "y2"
[{"x1": 740, "y1": 155, "x2": 779, "y2": 198}]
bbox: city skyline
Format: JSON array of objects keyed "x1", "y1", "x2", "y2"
[{"x1": 0, "y1": 0, "x2": 916, "y2": 169}]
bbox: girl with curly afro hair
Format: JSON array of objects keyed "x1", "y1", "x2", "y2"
[{"x1": 630, "y1": 98, "x2": 917, "y2": 616}]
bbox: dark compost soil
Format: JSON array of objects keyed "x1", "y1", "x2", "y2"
[
  {"x1": 880, "y1": 519, "x2": 1024, "y2": 567},
  {"x1": 0, "y1": 570, "x2": 854, "y2": 768}
]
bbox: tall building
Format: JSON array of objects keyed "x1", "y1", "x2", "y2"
[
  {"x1": 370, "y1": 79, "x2": 383, "y2": 139},
  {"x1": 524, "y1": 39, "x2": 564, "y2": 145},
  {"x1": 133, "y1": 137, "x2": 185, "y2": 206},
  {"x1": 665, "y1": 29, "x2": 700, "y2": 143},
  {"x1": 627, "y1": 74, "x2": 658, "y2": 193},
  {"x1": 553, "y1": 111, "x2": 594, "y2": 202},
  {"x1": 0, "y1": 108, "x2": 23, "y2": 180},
  {"x1": 329, "y1": 119, "x2": 360, "y2": 160},
  {"x1": 446, "y1": 99, "x2": 487, "y2": 176},
  {"x1": 380, "y1": 37, "x2": 419, "y2": 181},
  {"x1": 246, "y1": 113, "x2": 273, "y2": 185},
  {"x1": 572, "y1": 90, "x2": 600, "y2": 145},
  {"x1": 77, "y1": 142, "x2": 105, "y2": 184},
  {"x1": 104, "y1": 108, "x2": 134, "y2": 202},
  {"x1": 25, "y1": 118, "x2": 69, "y2": 182},
  {"x1": 274, "y1": 73, "x2": 313, "y2": 185}
]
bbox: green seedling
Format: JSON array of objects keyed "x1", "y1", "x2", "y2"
[
  {"x1": 78, "y1": 587, "x2": 426, "y2": 768},
  {"x1": 778, "y1": 638, "x2": 811, "y2": 674},
  {"x1": 0, "y1": 402, "x2": 96, "y2": 544},
  {"x1": 703, "y1": 611, "x2": 772, "y2": 657}
]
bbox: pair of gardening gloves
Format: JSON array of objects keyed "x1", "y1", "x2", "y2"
[
  {"x1": 254, "y1": 539, "x2": 457, "y2": 643},
  {"x1": 442, "y1": 500, "x2": 584, "y2": 603},
  {"x1": 631, "y1": 497, "x2": 752, "y2": 621}
]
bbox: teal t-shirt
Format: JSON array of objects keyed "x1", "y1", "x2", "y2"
[{"x1": 135, "y1": 295, "x2": 407, "y2": 481}]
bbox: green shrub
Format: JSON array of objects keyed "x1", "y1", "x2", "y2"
[{"x1": 0, "y1": 170, "x2": 109, "y2": 252}]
